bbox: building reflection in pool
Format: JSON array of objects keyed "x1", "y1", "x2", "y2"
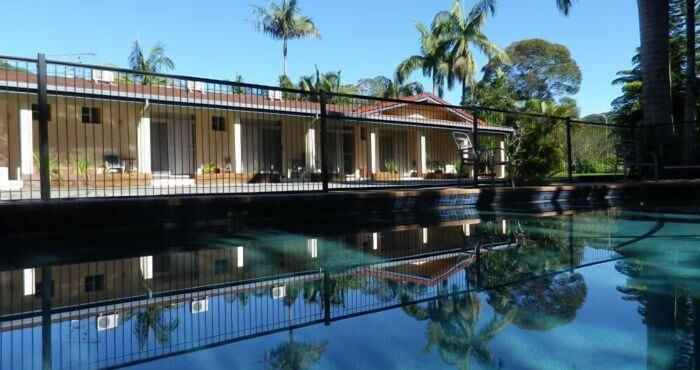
[{"x1": 3, "y1": 210, "x2": 689, "y2": 370}]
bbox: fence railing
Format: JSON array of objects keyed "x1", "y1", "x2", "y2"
[{"x1": 0, "y1": 53, "x2": 635, "y2": 201}]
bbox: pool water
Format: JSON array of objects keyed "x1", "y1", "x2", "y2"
[{"x1": 1, "y1": 207, "x2": 699, "y2": 370}]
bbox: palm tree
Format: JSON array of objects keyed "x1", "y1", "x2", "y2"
[
  {"x1": 396, "y1": 22, "x2": 451, "y2": 97},
  {"x1": 265, "y1": 282, "x2": 328, "y2": 370},
  {"x1": 432, "y1": 0, "x2": 509, "y2": 104},
  {"x1": 383, "y1": 80, "x2": 425, "y2": 99},
  {"x1": 128, "y1": 303, "x2": 180, "y2": 350},
  {"x1": 296, "y1": 66, "x2": 351, "y2": 101},
  {"x1": 683, "y1": 0, "x2": 696, "y2": 163},
  {"x1": 403, "y1": 292, "x2": 516, "y2": 370},
  {"x1": 474, "y1": 0, "x2": 674, "y2": 164},
  {"x1": 252, "y1": 0, "x2": 320, "y2": 76},
  {"x1": 298, "y1": 66, "x2": 340, "y2": 94},
  {"x1": 469, "y1": 0, "x2": 574, "y2": 17},
  {"x1": 128, "y1": 41, "x2": 175, "y2": 85}
]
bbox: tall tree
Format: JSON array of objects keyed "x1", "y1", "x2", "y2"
[
  {"x1": 432, "y1": 0, "x2": 509, "y2": 104},
  {"x1": 503, "y1": 39, "x2": 582, "y2": 101},
  {"x1": 683, "y1": 0, "x2": 696, "y2": 163},
  {"x1": 356, "y1": 75, "x2": 424, "y2": 98},
  {"x1": 396, "y1": 23, "x2": 451, "y2": 97},
  {"x1": 475, "y1": 0, "x2": 675, "y2": 165},
  {"x1": 128, "y1": 41, "x2": 175, "y2": 85},
  {"x1": 638, "y1": 1, "x2": 674, "y2": 153},
  {"x1": 252, "y1": 0, "x2": 320, "y2": 76}
]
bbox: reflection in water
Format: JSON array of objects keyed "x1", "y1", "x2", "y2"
[
  {"x1": 404, "y1": 292, "x2": 516, "y2": 370},
  {"x1": 2, "y1": 208, "x2": 699, "y2": 369}
]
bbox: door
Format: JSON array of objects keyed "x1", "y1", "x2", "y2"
[
  {"x1": 150, "y1": 121, "x2": 169, "y2": 173},
  {"x1": 151, "y1": 119, "x2": 195, "y2": 176},
  {"x1": 167, "y1": 119, "x2": 195, "y2": 176}
]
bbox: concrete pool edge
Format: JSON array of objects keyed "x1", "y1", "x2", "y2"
[{"x1": 1, "y1": 179, "x2": 697, "y2": 235}]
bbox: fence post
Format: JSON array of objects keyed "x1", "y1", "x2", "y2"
[
  {"x1": 565, "y1": 117, "x2": 573, "y2": 183},
  {"x1": 37, "y1": 53, "x2": 51, "y2": 200},
  {"x1": 41, "y1": 266, "x2": 53, "y2": 370},
  {"x1": 319, "y1": 92, "x2": 329, "y2": 192},
  {"x1": 472, "y1": 110, "x2": 479, "y2": 187},
  {"x1": 323, "y1": 270, "x2": 331, "y2": 325}
]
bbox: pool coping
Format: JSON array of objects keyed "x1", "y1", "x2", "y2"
[{"x1": 0, "y1": 179, "x2": 697, "y2": 235}]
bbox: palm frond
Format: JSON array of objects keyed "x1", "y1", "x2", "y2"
[
  {"x1": 128, "y1": 40, "x2": 145, "y2": 71},
  {"x1": 557, "y1": 0, "x2": 574, "y2": 15},
  {"x1": 396, "y1": 55, "x2": 425, "y2": 83}
]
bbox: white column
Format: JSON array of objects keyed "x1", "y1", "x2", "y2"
[
  {"x1": 420, "y1": 135, "x2": 427, "y2": 175},
  {"x1": 306, "y1": 128, "x2": 316, "y2": 171},
  {"x1": 422, "y1": 228, "x2": 428, "y2": 244},
  {"x1": 462, "y1": 223, "x2": 471, "y2": 236},
  {"x1": 497, "y1": 140, "x2": 506, "y2": 178},
  {"x1": 236, "y1": 246, "x2": 244, "y2": 268},
  {"x1": 20, "y1": 109, "x2": 33, "y2": 176},
  {"x1": 372, "y1": 232, "x2": 379, "y2": 250},
  {"x1": 233, "y1": 117, "x2": 242, "y2": 174},
  {"x1": 137, "y1": 117, "x2": 151, "y2": 173},
  {"x1": 370, "y1": 132, "x2": 377, "y2": 174},
  {"x1": 0, "y1": 167, "x2": 8, "y2": 188},
  {"x1": 23, "y1": 268, "x2": 36, "y2": 296},
  {"x1": 139, "y1": 256, "x2": 153, "y2": 280},
  {"x1": 307, "y1": 239, "x2": 318, "y2": 258}
]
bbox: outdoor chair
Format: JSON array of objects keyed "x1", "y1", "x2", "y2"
[{"x1": 104, "y1": 155, "x2": 125, "y2": 174}]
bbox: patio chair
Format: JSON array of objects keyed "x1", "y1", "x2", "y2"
[
  {"x1": 104, "y1": 155, "x2": 125, "y2": 174},
  {"x1": 452, "y1": 132, "x2": 477, "y2": 177}
]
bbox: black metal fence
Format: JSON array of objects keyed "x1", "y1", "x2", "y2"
[{"x1": 0, "y1": 53, "x2": 635, "y2": 201}]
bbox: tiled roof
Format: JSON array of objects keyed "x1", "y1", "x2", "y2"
[{"x1": 0, "y1": 70, "x2": 511, "y2": 133}]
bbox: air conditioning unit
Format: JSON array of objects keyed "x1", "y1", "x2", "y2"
[
  {"x1": 271, "y1": 286, "x2": 286, "y2": 299},
  {"x1": 268, "y1": 90, "x2": 283, "y2": 101},
  {"x1": 96, "y1": 313, "x2": 119, "y2": 331},
  {"x1": 92, "y1": 69, "x2": 115, "y2": 84},
  {"x1": 187, "y1": 81, "x2": 205, "y2": 93},
  {"x1": 191, "y1": 297, "x2": 209, "y2": 313}
]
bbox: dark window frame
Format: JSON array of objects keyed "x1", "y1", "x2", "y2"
[
  {"x1": 81, "y1": 107, "x2": 101, "y2": 124},
  {"x1": 214, "y1": 259, "x2": 230, "y2": 274},
  {"x1": 84, "y1": 274, "x2": 105, "y2": 293},
  {"x1": 31, "y1": 104, "x2": 51, "y2": 121},
  {"x1": 211, "y1": 116, "x2": 226, "y2": 132}
]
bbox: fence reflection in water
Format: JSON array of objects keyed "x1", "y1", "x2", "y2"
[{"x1": 0, "y1": 212, "x2": 625, "y2": 370}]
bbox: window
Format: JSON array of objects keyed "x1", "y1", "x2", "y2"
[
  {"x1": 84, "y1": 274, "x2": 105, "y2": 292},
  {"x1": 212, "y1": 116, "x2": 226, "y2": 131},
  {"x1": 34, "y1": 280, "x2": 55, "y2": 298},
  {"x1": 214, "y1": 259, "x2": 230, "y2": 274},
  {"x1": 31, "y1": 104, "x2": 51, "y2": 121},
  {"x1": 81, "y1": 107, "x2": 101, "y2": 124}
]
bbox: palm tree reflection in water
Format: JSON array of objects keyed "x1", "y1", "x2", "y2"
[
  {"x1": 127, "y1": 303, "x2": 180, "y2": 351},
  {"x1": 403, "y1": 290, "x2": 515, "y2": 370},
  {"x1": 265, "y1": 282, "x2": 328, "y2": 370}
]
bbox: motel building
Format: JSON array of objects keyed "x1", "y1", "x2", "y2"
[{"x1": 0, "y1": 64, "x2": 512, "y2": 198}]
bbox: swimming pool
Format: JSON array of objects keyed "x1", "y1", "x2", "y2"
[{"x1": 1, "y1": 207, "x2": 698, "y2": 370}]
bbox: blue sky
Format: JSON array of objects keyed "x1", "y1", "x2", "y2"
[{"x1": 1, "y1": 0, "x2": 639, "y2": 115}]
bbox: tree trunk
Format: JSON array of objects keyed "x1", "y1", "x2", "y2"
[
  {"x1": 283, "y1": 39, "x2": 288, "y2": 76},
  {"x1": 684, "y1": 0, "x2": 697, "y2": 164},
  {"x1": 638, "y1": 0, "x2": 674, "y2": 161},
  {"x1": 462, "y1": 76, "x2": 468, "y2": 106}
]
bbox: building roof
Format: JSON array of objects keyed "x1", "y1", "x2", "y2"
[{"x1": 0, "y1": 69, "x2": 512, "y2": 133}]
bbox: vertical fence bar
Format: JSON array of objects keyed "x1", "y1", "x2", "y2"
[
  {"x1": 472, "y1": 110, "x2": 479, "y2": 187},
  {"x1": 566, "y1": 117, "x2": 573, "y2": 183},
  {"x1": 41, "y1": 266, "x2": 52, "y2": 370},
  {"x1": 37, "y1": 53, "x2": 51, "y2": 200},
  {"x1": 320, "y1": 93, "x2": 329, "y2": 192}
]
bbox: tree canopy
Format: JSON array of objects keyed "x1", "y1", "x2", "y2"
[
  {"x1": 502, "y1": 38, "x2": 582, "y2": 101},
  {"x1": 252, "y1": 0, "x2": 320, "y2": 76}
]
